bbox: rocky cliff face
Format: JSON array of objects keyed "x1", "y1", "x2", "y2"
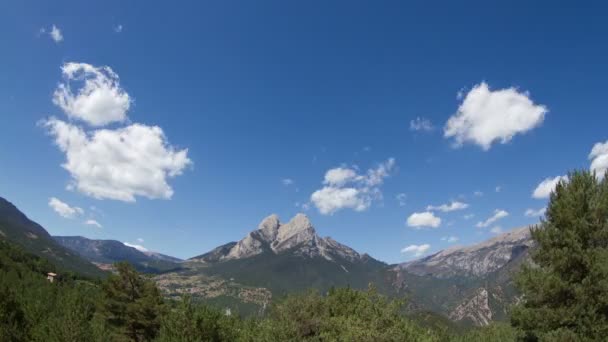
[
  {"x1": 391, "y1": 226, "x2": 535, "y2": 327},
  {"x1": 398, "y1": 226, "x2": 533, "y2": 278},
  {"x1": 191, "y1": 213, "x2": 364, "y2": 264},
  {"x1": 449, "y1": 287, "x2": 493, "y2": 326}
]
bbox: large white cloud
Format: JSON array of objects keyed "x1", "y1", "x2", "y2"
[
  {"x1": 426, "y1": 201, "x2": 469, "y2": 212},
  {"x1": 310, "y1": 158, "x2": 395, "y2": 215},
  {"x1": 589, "y1": 141, "x2": 608, "y2": 178},
  {"x1": 532, "y1": 175, "x2": 567, "y2": 199},
  {"x1": 53, "y1": 62, "x2": 131, "y2": 127},
  {"x1": 444, "y1": 82, "x2": 547, "y2": 150},
  {"x1": 48, "y1": 197, "x2": 83, "y2": 219},
  {"x1": 407, "y1": 211, "x2": 441, "y2": 228},
  {"x1": 476, "y1": 209, "x2": 508, "y2": 228},
  {"x1": 401, "y1": 244, "x2": 431, "y2": 257},
  {"x1": 43, "y1": 118, "x2": 191, "y2": 202}
]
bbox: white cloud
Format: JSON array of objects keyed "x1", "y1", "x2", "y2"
[
  {"x1": 401, "y1": 244, "x2": 431, "y2": 257},
  {"x1": 114, "y1": 24, "x2": 123, "y2": 33},
  {"x1": 444, "y1": 82, "x2": 547, "y2": 150},
  {"x1": 43, "y1": 118, "x2": 191, "y2": 202},
  {"x1": 49, "y1": 25, "x2": 63, "y2": 42},
  {"x1": 136, "y1": 238, "x2": 144, "y2": 243},
  {"x1": 525, "y1": 207, "x2": 546, "y2": 217},
  {"x1": 323, "y1": 167, "x2": 359, "y2": 186},
  {"x1": 396, "y1": 193, "x2": 407, "y2": 206},
  {"x1": 426, "y1": 201, "x2": 469, "y2": 212},
  {"x1": 311, "y1": 159, "x2": 395, "y2": 215},
  {"x1": 473, "y1": 191, "x2": 483, "y2": 197},
  {"x1": 532, "y1": 176, "x2": 567, "y2": 199},
  {"x1": 311, "y1": 187, "x2": 369, "y2": 214},
  {"x1": 589, "y1": 141, "x2": 608, "y2": 178},
  {"x1": 53, "y1": 62, "x2": 131, "y2": 127},
  {"x1": 410, "y1": 117, "x2": 434, "y2": 132},
  {"x1": 84, "y1": 219, "x2": 102, "y2": 228},
  {"x1": 281, "y1": 178, "x2": 294, "y2": 186},
  {"x1": 476, "y1": 209, "x2": 508, "y2": 228},
  {"x1": 123, "y1": 242, "x2": 148, "y2": 252},
  {"x1": 407, "y1": 211, "x2": 441, "y2": 228},
  {"x1": 490, "y1": 226, "x2": 503, "y2": 234},
  {"x1": 48, "y1": 197, "x2": 83, "y2": 219},
  {"x1": 463, "y1": 214, "x2": 475, "y2": 220},
  {"x1": 441, "y1": 236, "x2": 459, "y2": 243}
]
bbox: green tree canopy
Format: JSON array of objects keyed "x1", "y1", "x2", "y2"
[
  {"x1": 512, "y1": 170, "x2": 608, "y2": 340},
  {"x1": 100, "y1": 262, "x2": 165, "y2": 341}
]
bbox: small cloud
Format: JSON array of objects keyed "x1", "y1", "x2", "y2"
[
  {"x1": 48, "y1": 197, "x2": 84, "y2": 219},
  {"x1": 463, "y1": 213, "x2": 475, "y2": 220},
  {"x1": 401, "y1": 244, "x2": 431, "y2": 257},
  {"x1": 396, "y1": 193, "x2": 407, "y2": 206},
  {"x1": 495, "y1": 186, "x2": 502, "y2": 193},
  {"x1": 532, "y1": 176, "x2": 567, "y2": 199},
  {"x1": 49, "y1": 25, "x2": 63, "y2": 42},
  {"x1": 490, "y1": 226, "x2": 503, "y2": 234},
  {"x1": 590, "y1": 141, "x2": 608, "y2": 178},
  {"x1": 441, "y1": 236, "x2": 459, "y2": 243},
  {"x1": 136, "y1": 238, "x2": 144, "y2": 243},
  {"x1": 525, "y1": 207, "x2": 546, "y2": 218},
  {"x1": 426, "y1": 201, "x2": 469, "y2": 212},
  {"x1": 409, "y1": 117, "x2": 434, "y2": 132},
  {"x1": 310, "y1": 158, "x2": 395, "y2": 215},
  {"x1": 84, "y1": 219, "x2": 102, "y2": 228},
  {"x1": 114, "y1": 24, "x2": 123, "y2": 33},
  {"x1": 281, "y1": 178, "x2": 294, "y2": 186},
  {"x1": 123, "y1": 242, "x2": 148, "y2": 252},
  {"x1": 407, "y1": 211, "x2": 441, "y2": 229},
  {"x1": 476, "y1": 209, "x2": 508, "y2": 228},
  {"x1": 473, "y1": 191, "x2": 483, "y2": 197}
]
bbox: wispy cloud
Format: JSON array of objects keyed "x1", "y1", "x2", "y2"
[{"x1": 476, "y1": 209, "x2": 508, "y2": 228}]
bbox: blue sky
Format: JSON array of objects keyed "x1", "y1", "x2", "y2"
[{"x1": 1, "y1": 1, "x2": 607, "y2": 264}]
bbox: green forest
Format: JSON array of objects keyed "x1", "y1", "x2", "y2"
[{"x1": 2, "y1": 170, "x2": 608, "y2": 341}]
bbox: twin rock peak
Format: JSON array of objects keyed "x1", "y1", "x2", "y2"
[{"x1": 216, "y1": 213, "x2": 365, "y2": 263}]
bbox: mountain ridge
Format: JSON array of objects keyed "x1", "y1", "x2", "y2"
[
  {"x1": 0, "y1": 196, "x2": 106, "y2": 278},
  {"x1": 54, "y1": 235, "x2": 182, "y2": 273}
]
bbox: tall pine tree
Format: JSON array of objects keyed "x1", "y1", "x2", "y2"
[
  {"x1": 100, "y1": 262, "x2": 165, "y2": 341},
  {"x1": 512, "y1": 170, "x2": 608, "y2": 340}
]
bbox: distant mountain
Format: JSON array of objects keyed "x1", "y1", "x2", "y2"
[
  {"x1": 190, "y1": 214, "x2": 369, "y2": 265},
  {"x1": 157, "y1": 214, "x2": 535, "y2": 323},
  {"x1": 156, "y1": 214, "x2": 389, "y2": 312},
  {"x1": 0, "y1": 197, "x2": 106, "y2": 278},
  {"x1": 391, "y1": 226, "x2": 534, "y2": 326},
  {"x1": 398, "y1": 227, "x2": 533, "y2": 278},
  {"x1": 54, "y1": 236, "x2": 182, "y2": 274}
]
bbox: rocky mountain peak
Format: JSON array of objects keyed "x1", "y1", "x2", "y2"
[
  {"x1": 274, "y1": 213, "x2": 315, "y2": 247},
  {"x1": 398, "y1": 226, "x2": 534, "y2": 278},
  {"x1": 194, "y1": 213, "x2": 369, "y2": 264},
  {"x1": 257, "y1": 214, "x2": 280, "y2": 241}
]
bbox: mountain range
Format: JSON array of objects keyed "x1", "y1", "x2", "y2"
[
  {"x1": 53, "y1": 236, "x2": 183, "y2": 273},
  {"x1": 0, "y1": 196, "x2": 535, "y2": 326}
]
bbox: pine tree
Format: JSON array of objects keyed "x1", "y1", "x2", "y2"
[
  {"x1": 512, "y1": 170, "x2": 608, "y2": 340},
  {"x1": 100, "y1": 262, "x2": 165, "y2": 341}
]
